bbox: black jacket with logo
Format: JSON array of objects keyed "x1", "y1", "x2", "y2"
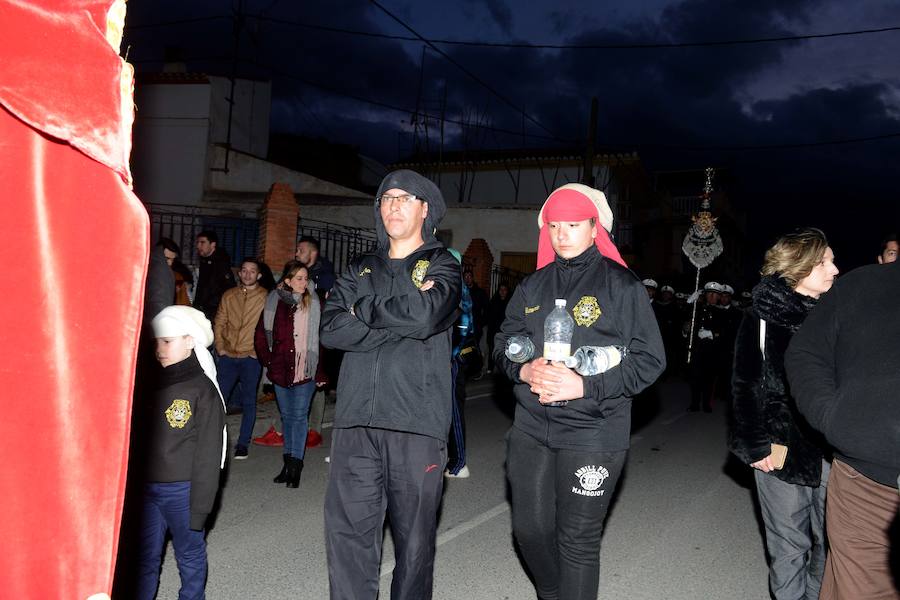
[
  {"x1": 494, "y1": 246, "x2": 665, "y2": 451},
  {"x1": 139, "y1": 352, "x2": 225, "y2": 530},
  {"x1": 320, "y1": 241, "x2": 462, "y2": 442}
]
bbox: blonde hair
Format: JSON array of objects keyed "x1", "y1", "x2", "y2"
[
  {"x1": 281, "y1": 260, "x2": 311, "y2": 310},
  {"x1": 761, "y1": 228, "x2": 829, "y2": 289}
]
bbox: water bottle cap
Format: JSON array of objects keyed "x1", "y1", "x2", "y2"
[
  {"x1": 555, "y1": 299, "x2": 566, "y2": 307},
  {"x1": 508, "y1": 342, "x2": 521, "y2": 354}
]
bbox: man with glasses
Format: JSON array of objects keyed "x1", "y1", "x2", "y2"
[{"x1": 321, "y1": 169, "x2": 461, "y2": 600}]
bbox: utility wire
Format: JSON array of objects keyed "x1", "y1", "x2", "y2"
[
  {"x1": 367, "y1": 0, "x2": 572, "y2": 143},
  {"x1": 129, "y1": 52, "x2": 900, "y2": 152},
  {"x1": 241, "y1": 57, "x2": 568, "y2": 142},
  {"x1": 246, "y1": 14, "x2": 900, "y2": 50},
  {"x1": 622, "y1": 131, "x2": 900, "y2": 151}
]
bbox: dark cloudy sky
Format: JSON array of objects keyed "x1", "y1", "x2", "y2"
[{"x1": 125, "y1": 0, "x2": 900, "y2": 270}]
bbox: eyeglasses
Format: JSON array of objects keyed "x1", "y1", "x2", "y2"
[{"x1": 377, "y1": 194, "x2": 422, "y2": 206}]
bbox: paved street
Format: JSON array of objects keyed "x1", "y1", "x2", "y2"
[{"x1": 152, "y1": 375, "x2": 771, "y2": 599}]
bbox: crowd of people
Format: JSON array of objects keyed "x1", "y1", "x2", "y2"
[{"x1": 120, "y1": 170, "x2": 898, "y2": 600}]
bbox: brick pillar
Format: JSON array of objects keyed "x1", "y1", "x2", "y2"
[
  {"x1": 463, "y1": 238, "x2": 494, "y2": 291},
  {"x1": 258, "y1": 183, "x2": 298, "y2": 274}
]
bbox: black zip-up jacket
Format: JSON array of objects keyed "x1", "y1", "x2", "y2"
[
  {"x1": 320, "y1": 241, "x2": 462, "y2": 441},
  {"x1": 139, "y1": 352, "x2": 225, "y2": 530},
  {"x1": 494, "y1": 245, "x2": 665, "y2": 450},
  {"x1": 194, "y1": 248, "x2": 235, "y2": 321},
  {"x1": 786, "y1": 261, "x2": 900, "y2": 487}
]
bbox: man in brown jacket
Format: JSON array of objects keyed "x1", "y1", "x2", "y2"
[{"x1": 214, "y1": 258, "x2": 267, "y2": 459}]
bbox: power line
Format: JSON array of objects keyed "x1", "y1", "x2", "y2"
[
  {"x1": 241, "y1": 57, "x2": 568, "y2": 142},
  {"x1": 246, "y1": 14, "x2": 900, "y2": 50},
  {"x1": 367, "y1": 0, "x2": 573, "y2": 143},
  {"x1": 614, "y1": 131, "x2": 900, "y2": 152},
  {"x1": 131, "y1": 52, "x2": 900, "y2": 152}
]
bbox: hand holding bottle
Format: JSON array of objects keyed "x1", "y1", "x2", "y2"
[{"x1": 563, "y1": 345, "x2": 625, "y2": 376}]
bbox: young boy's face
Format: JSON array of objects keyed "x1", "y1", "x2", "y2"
[{"x1": 155, "y1": 335, "x2": 194, "y2": 367}]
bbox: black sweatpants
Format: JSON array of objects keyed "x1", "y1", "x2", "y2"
[
  {"x1": 324, "y1": 427, "x2": 447, "y2": 600},
  {"x1": 447, "y1": 357, "x2": 467, "y2": 473},
  {"x1": 506, "y1": 427, "x2": 627, "y2": 600}
]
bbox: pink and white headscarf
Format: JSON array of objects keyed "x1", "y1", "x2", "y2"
[{"x1": 536, "y1": 183, "x2": 627, "y2": 269}]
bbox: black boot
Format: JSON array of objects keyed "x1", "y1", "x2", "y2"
[
  {"x1": 273, "y1": 454, "x2": 290, "y2": 483},
  {"x1": 286, "y1": 456, "x2": 304, "y2": 489}
]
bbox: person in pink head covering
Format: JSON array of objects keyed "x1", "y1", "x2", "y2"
[
  {"x1": 536, "y1": 183, "x2": 627, "y2": 270},
  {"x1": 494, "y1": 183, "x2": 665, "y2": 600}
]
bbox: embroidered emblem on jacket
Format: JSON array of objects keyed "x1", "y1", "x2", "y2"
[
  {"x1": 165, "y1": 399, "x2": 193, "y2": 429},
  {"x1": 358, "y1": 267, "x2": 372, "y2": 277},
  {"x1": 525, "y1": 305, "x2": 540, "y2": 314},
  {"x1": 573, "y1": 296, "x2": 601, "y2": 327},
  {"x1": 572, "y1": 464, "x2": 610, "y2": 496},
  {"x1": 411, "y1": 260, "x2": 430, "y2": 288}
]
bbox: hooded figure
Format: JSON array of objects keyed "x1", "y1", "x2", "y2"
[
  {"x1": 374, "y1": 168, "x2": 446, "y2": 248},
  {"x1": 320, "y1": 169, "x2": 462, "y2": 599}
]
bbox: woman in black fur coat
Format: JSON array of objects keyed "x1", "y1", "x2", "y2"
[{"x1": 729, "y1": 228, "x2": 839, "y2": 600}]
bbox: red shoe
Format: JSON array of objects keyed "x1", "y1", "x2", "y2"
[
  {"x1": 253, "y1": 425, "x2": 284, "y2": 447},
  {"x1": 306, "y1": 429, "x2": 323, "y2": 448}
]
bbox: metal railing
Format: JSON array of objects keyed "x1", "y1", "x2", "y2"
[
  {"x1": 490, "y1": 264, "x2": 528, "y2": 296},
  {"x1": 297, "y1": 218, "x2": 378, "y2": 276},
  {"x1": 147, "y1": 203, "x2": 259, "y2": 268}
]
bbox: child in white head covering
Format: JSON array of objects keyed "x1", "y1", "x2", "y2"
[{"x1": 136, "y1": 306, "x2": 226, "y2": 599}]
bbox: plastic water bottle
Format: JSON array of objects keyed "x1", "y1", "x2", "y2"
[
  {"x1": 543, "y1": 299, "x2": 574, "y2": 361},
  {"x1": 563, "y1": 345, "x2": 626, "y2": 376},
  {"x1": 505, "y1": 336, "x2": 535, "y2": 363}
]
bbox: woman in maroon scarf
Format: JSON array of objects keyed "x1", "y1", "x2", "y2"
[
  {"x1": 254, "y1": 261, "x2": 326, "y2": 488},
  {"x1": 494, "y1": 184, "x2": 665, "y2": 600}
]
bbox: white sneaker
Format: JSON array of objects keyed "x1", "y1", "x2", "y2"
[{"x1": 444, "y1": 465, "x2": 470, "y2": 478}]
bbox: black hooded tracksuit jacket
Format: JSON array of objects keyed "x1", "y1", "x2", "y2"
[
  {"x1": 320, "y1": 242, "x2": 461, "y2": 441},
  {"x1": 320, "y1": 173, "x2": 462, "y2": 442},
  {"x1": 494, "y1": 246, "x2": 666, "y2": 451}
]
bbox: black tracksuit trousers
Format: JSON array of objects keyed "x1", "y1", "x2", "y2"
[
  {"x1": 507, "y1": 427, "x2": 626, "y2": 600},
  {"x1": 325, "y1": 426, "x2": 447, "y2": 600}
]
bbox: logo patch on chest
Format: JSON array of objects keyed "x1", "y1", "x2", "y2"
[
  {"x1": 358, "y1": 266, "x2": 372, "y2": 277},
  {"x1": 525, "y1": 305, "x2": 540, "y2": 314},
  {"x1": 165, "y1": 399, "x2": 193, "y2": 429},
  {"x1": 572, "y1": 296, "x2": 601, "y2": 327},
  {"x1": 411, "y1": 260, "x2": 430, "y2": 288}
]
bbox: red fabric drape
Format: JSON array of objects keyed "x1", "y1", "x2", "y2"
[{"x1": 0, "y1": 1, "x2": 145, "y2": 598}]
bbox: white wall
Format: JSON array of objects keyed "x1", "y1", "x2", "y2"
[
  {"x1": 429, "y1": 164, "x2": 611, "y2": 206},
  {"x1": 207, "y1": 146, "x2": 370, "y2": 198},
  {"x1": 132, "y1": 77, "x2": 274, "y2": 207},
  {"x1": 208, "y1": 77, "x2": 271, "y2": 158},
  {"x1": 132, "y1": 83, "x2": 211, "y2": 206}
]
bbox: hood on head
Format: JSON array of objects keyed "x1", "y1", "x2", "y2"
[{"x1": 374, "y1": 169, "x2": 446, "y2": 248}]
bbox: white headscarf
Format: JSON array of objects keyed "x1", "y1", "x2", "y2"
[{"x1": 151, "y1": 305, "x2": 227, "y2": 467}]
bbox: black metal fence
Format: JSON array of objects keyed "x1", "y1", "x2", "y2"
[
  {"x1": 297, "y1": 218, "x2": 378, "y2": 276},
  {"x1": 147, "y1": 205, "x2": 518, "y2": 295},
  {"x1": 490, "y1": 264, "x2": 528, "y2": 296},
  {"x1": 148, "y1": 203, "x2": 259, "y2": 268}
]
